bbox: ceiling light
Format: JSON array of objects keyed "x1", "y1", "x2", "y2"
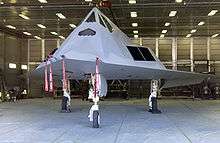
[
  {"x1": 165, "y1": 22, "x2": 170, "y2": 26},
  {"x1": 198, "y1": 21, "x2": 205, "y2": 26},
  {"x1": 130, "y1": 12, "x2": 137, "y2": 17},
  {"x1": 59, "y1": 36, "x2": 65, "y2": 39},
  {"x1": 134, "y1": 35, "x2": 138, "y2": 38},
  {"x1": 129, "y1": 0, "x2": 136, "y2": 4},
  {"x1": 21, "y1": 65, "x2": 28, "y2": 70},
  {"x1": 69, "y1": 24, "x2": 76, "y2": 28},
  {"x1": 37, "y1": 24, "x2": 46, "y2": 29},
  {"x1": 169, "y1": 11, "x2": 177, "y2": 17},
  {"x1": 38, "y1": 0, "x2": 47, "y2": 3},
  {"x1": 191, "y1": 29, "x2": 197, "y2": 33},
  {"x1": 50, "y1": 32, "x2": 58, "y2": 35},
  {"x1": 85, "y1": 0, "x2": 92, "y2": 2},
  {"x1": 132, "y1": 23, "x2": 138, "y2": 27},
  {"x1": 162, "y1": 30, "x2": 167, "y2": 34},
  {"x1": 186, "y1": 34, "x2": 192, "y2": 38},
  {"x1": 9, "y1": 63, "x2": 16, "y2": 69},
  {"x1": 6, "y1": 25, "x2": 16, "y2": 29},
  {"x1": 160, "y1": 34, "x2": 165, "y2": 38},
  {"x1": 34, "y1": 36, "x2": 41, "y2": 39},
  {"x1": 133, "y1": 30, "x2": 138, "y2": 34},
  {"x1": 19, "y1": 14, "x2": 30, "y2": 20},
  {"x1": 23, "y1": 32, "x2": 31, "y2": 36},
  {"x1": 211, "y1": 33, "x2": 219, "y2": 38},
  {"x1": 56, "y1": 13, "x2": 66, "y2": 19},
  {"x1": 208, "y1": 10, "x2": 218, "y2": 16},
  {"x1": 0, "y1": 2, "x2": 4, "y2": 4},
  {"x1": 176, "y1": 0, "x2": 182, "y2": 3}
]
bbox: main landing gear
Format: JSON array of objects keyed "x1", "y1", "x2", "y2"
[{"x1": 148, "y1": 80, "x2": 161, "y2": 114}]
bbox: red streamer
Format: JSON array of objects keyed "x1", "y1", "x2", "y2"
[
  {"x1": 49, "y1": 63, "x2": 54, "y2": 92},
  {"x1": 94, "y1": 57, "x2": 100, "y2": 97},
  {"x1": 44, "y1": 62, "x2": 49, "y2": 92},
  {"x1": 62, "y1": 59, "x2": 67, "y2": 90}
]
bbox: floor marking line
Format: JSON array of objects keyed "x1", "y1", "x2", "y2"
[
  {"x1": 164, "y1": 100, "x2": 193, "y2": 143},
  {"x1": 51, "y1": 130, "x2": 68, "y2": 143},
  {"x1": 114, "y1": 109, "x2": 128, "y2": 143}
]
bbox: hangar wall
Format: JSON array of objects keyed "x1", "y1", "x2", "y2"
[
  {"x1": 28, "y1": 39, "x2": 62, "y2": 97},
  {"x1": 2, "y1": 35, "x2": 219, "y2": 97},
  {"x1": 27, "y1": 37, "x2": 220, "y2": 76},
  {"x1": 131, "y1": 37, "x2": 220, "y2": 75},
  {"x1": 26, "y1": 37, "x2": 220, "y2": 97},
  {"x1": 0, "y1": 32, "x2": 28, "y2": 90}
]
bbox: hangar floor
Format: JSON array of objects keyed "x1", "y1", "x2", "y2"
[{"x1": 0, "y1": 98, "x2": 220, "y2": 143}]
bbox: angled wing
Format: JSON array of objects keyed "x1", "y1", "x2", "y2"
[{"x1": 32, "y1": 58, "x2": 211, "y2": 88}]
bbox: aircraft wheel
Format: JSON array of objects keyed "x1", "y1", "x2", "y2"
[{"x1": 93, "y1": 110, "x2": 100, "y2": 128}]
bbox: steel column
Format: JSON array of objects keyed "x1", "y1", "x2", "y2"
[
  {"x1": 190, "y1": 38, "x2": 194, "y2": 72},
  {"x1": 155, "y1": 38, "x2": 159, "y2": 58},
  {"x1": 172, "y1": 37, "x2": 177, "y2": 70}
]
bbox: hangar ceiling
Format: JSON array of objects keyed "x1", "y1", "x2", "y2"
[{"x1": 0, "y1": 0, "x2": 220, "y2": 39}]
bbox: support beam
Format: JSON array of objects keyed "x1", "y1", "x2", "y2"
[
  {"x1": 139, "y1": 38, "x2": 143, "y2": 46},
  {"x1": 190, "y1": 38, "x2": 194, "y2": 72},
  {"x1": 41, "y1": 39, "x2": 45, "y2": 61},
  {"x1": 172, "y1": 37, "x2": 177, "y2": 70},
  {"x1": 155, "y1": 38, "x2": 159, "y2": 58},
  {"x1": 207, "y1": 37, "x2": 211, "y2": 72},
  {"x1": 27, "y1": 39, "x2": 30, "y2": 96},
  {"x1": 57, "y1": 39, "x2": 60, "y2": 48}
]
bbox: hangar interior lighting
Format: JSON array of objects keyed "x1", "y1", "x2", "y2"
[
  {"x1": 19, "y1": 14, "x2": 30, "y2": 20},
  {"x1": 169, "y1": 11, "x2": 177, "y2": 17},
  {"x1": 0, "y1": 2, "x2": 4, "y2": 4},
  {"x1": 160, "y1": 34, "x2": 165, "y2": 38},
  {"x1": 198, "y1": 21, "x2": 205, "y2": 26},
  {"x1": 85, "y1": 0, "x2": 92, "y2": 2},
  {"x1": 37, "y1": 24, "x2": 46, "y2": 29},
  {"x1": 21, "y1": 65, "x2": 28, "y2": 70},
  {"x1": 56, "y1": 13, "x2": 66, "y2": 19},
  {"x1": 134, "y1": 35, "x2": 138, "y2": 38},
  {"x1": 9, "y1": 63, "x2": 16, "y2": 69},
  {"x1": 186, "y1": 34, "x2": 192, "y2": 38},
  {"x1": 69, "y1": 24, "x2": 76, "y2": 28},
  {"x1": 208, "y1": 10, "x2": 218, "y2": 16},
  {"x1": 191, "y1": 29, "x2": 197, "y2": 33},
  {"x1": 23, "y1": 32, "x2": 31, "y2": 36},
  {"x1": 34, "y1": 36, "x2": 41, "y2": 39},
  {"x1": 165, "y1": 22, "x2": 170, "y2": 26},
  {"x1": 129, "y1": 0, "x2": 136, "y2": 4},
  {"x1": 176, "y1": 0, "x2": 183, "y2": 3},
  {"x1": 50, "y1": 32, "x2": 58, "y2": 35},
  {"x1": 133, "y1": 30, "x2": 138, "y2": 34},
  {"x1": 130, "y1": 12, "x2": 137, "y2": 17},
  {"x1": 59, "y1": 35, "x2": 65, "y2": 39},
  {"x1": 132, "y1": 23, "x2": 138, "y2": 27},
  {"x1": 38, "y1": 0, "x2": 47, "y2": 3},
  {"x1": 211, "y1": 33, "x2": 219, "y2": 38},
  {"x1": 6, "y1": 25, "x2": 16, "y2": 29},
  {"x1": 162, "y1": 30, "x2": 167, "y2": 34}
]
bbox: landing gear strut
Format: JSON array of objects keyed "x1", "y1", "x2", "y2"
[
  {"x1": 87, "y1": 57, "x2": 107, "y2": 128},
  {"x1": 88, "y1": 97, "x2": 100, "y2": 128},
  {"x1": 88, "y1": 85, "x2": 100, "y2": 128},
  {"x1": 148, "y1": 80, "x2": 161, "y2": 114}
]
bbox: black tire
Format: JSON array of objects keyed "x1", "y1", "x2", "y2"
[
  {"x1": 93, "y1": 110, "x2": 99, "y2": 128},
  {"x1": 61, "y1": 96, "x2": 68, "y2": 111}
]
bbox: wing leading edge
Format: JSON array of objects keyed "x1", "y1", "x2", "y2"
[{"x1": 32, "y1": 58, "x2": 211, "y2": 89}]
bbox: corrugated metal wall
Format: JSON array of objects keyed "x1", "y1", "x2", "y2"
[
  {"x1": 1, "y1": 35, "x2": 220, "y2": 97},
  {"x1": 0, "y1": 32, "x2": 27, "y2": 88}
]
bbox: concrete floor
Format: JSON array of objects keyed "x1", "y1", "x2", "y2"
[{"x1": 0, "y1": 98, "x2": 220, "y2": 143}]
